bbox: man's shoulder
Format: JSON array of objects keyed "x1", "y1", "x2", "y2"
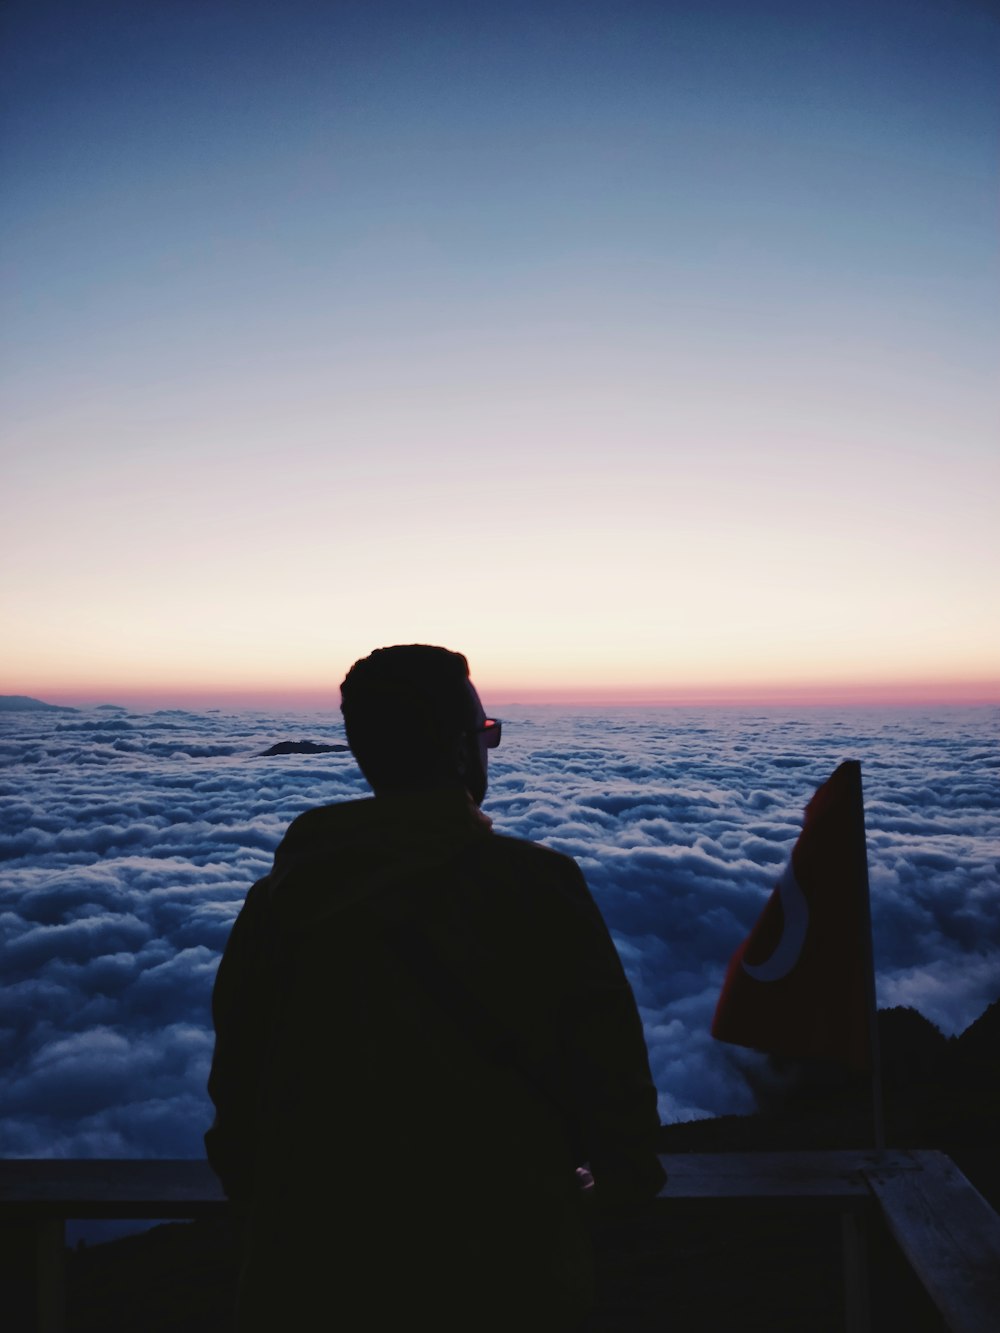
[
  {"x1": 280, "y1": 796, "x2": 374, "y2": 844},
  {"x1": 459, "y1": 831, "x2": 611, "y2": 943},
  {"x1": 273, "y1": 797, "x2": 587, "y2": 898},
  {"x1": 482, "y1": 830, "x2": 580, "y2": 875},
  {"x1": 468, "y1": 830, "x2": 592, "y2": 904}
]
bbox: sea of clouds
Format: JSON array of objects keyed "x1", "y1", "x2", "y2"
[{"x1": 1, "y1": 703, "x2": 997, "y2": 1162}]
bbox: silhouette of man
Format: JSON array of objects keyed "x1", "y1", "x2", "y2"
[{"x1": 206, "y1": 645, "x2": 664, "y2": 1331}]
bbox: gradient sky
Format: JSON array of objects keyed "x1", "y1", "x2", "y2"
[{"x1": 2, "y1": 0, "x2": 998, "y2": 705}]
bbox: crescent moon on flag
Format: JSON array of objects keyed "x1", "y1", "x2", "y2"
[{"x1": 742, "y1": 859, "x2": 810, "y2": 983}]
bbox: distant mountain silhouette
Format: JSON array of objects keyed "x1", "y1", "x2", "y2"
[
  {"x1": 953, "y1": 995, "x2": 999, "y2": 1067},
  {"x1": 259, "y1": 740, "x2": 350, "y2": 756},
  {"x1": 95, "y1": 704, "x2": 128, "y2": 712},
  {"x1": 661, "y1": 999, "x2": 1000, "y2": 1211},
  {"x1": 0, "y1": 694, "x2": 77, "y2": 712}
]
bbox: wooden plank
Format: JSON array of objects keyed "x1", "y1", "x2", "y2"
[
  {"x1": 865, "y1": 1150, "x2": 1000, "y2": 1333},
  {"x1": 0, "y1": 1151, "x2": 924, "y2": 1216},
  {"x1": 655, "y1": 1150, "x2": 916, "y2": 1200},
  {"x1": 0, "y1": 1160, "x2": 226, "y2": 1218}
]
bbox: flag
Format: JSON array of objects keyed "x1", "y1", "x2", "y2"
[{"x1": 711, "y1": 760, "x2": 872, "y2": 1069}]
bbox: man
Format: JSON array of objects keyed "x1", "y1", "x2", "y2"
[{"x1": 206, "y1": 645, "x2": 664, "y2": 1331}]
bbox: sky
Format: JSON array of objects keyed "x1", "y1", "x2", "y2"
[
  {"x1": 2, "y1": 0, "x2": 998, "y2": 705},
  {"x1": 2, "y1": 702, "x2": 996, "y2": 1167}
]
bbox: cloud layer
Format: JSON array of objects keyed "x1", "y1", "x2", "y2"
[{"x1": 1, "y1": 703, "x2": 996, "y2": 1156}]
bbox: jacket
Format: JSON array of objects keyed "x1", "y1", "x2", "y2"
[{"x1": 206, "y1": 786, "x2": 664, "y2": 1330}]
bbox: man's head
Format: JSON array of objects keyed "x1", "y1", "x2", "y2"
[{"x1": 340, "y1": 645, "x2": 496, "y2": 804}]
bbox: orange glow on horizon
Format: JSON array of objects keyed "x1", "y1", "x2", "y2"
[{"x1": 8, "y1": 674, "x2": 998, "y2": 711}]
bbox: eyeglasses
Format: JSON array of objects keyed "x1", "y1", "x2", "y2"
[{"x1": 472, "y1": 718, "x2": 502, "y2": 748}]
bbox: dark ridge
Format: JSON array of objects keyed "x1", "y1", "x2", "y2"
[
  {"x1": 660, "y1": 1001, "x2": 1000, "y2": 1212},
  {"x1": 0, "y1": 694, "x2": 78, "y2": 712},
  {"x1": 259, "y1": 740, "x2": 350, "y2": 756},
  {"x1": 953, "y1": 994, "x2": 999, "y2": 1065}
]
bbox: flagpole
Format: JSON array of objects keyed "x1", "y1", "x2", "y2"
[{"x1": 850, "y1": 761, "x2": 884, "y2": 1152}]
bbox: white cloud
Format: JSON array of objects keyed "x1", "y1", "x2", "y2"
[{"x1": 0, "y1": 702, "x2": 996, "y2": 1156}]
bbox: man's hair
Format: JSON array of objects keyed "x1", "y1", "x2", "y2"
[{"x1": 340, "y1": 644, "x2": 476, "y2": 791}]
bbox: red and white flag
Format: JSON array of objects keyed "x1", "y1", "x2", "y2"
[{"x1": 711, "y1": 760, "x2": 872, "y2": 1069}]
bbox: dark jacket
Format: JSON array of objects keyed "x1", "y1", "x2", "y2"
[{"x1": 206, "y1": 787, "x2": 664, "y2": 1331}]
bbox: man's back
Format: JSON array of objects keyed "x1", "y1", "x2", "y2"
[{"x1": 207, "y1": 787, "x2": 662, "y2": 1330}]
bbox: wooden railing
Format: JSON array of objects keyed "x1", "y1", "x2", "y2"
[{"x1": 2, "y1": 1150, "x2": 999, "y2": 1333}]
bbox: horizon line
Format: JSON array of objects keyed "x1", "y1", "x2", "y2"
[{"x1": 6, "y1": 677, "x2": 999, "y2": 711}]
